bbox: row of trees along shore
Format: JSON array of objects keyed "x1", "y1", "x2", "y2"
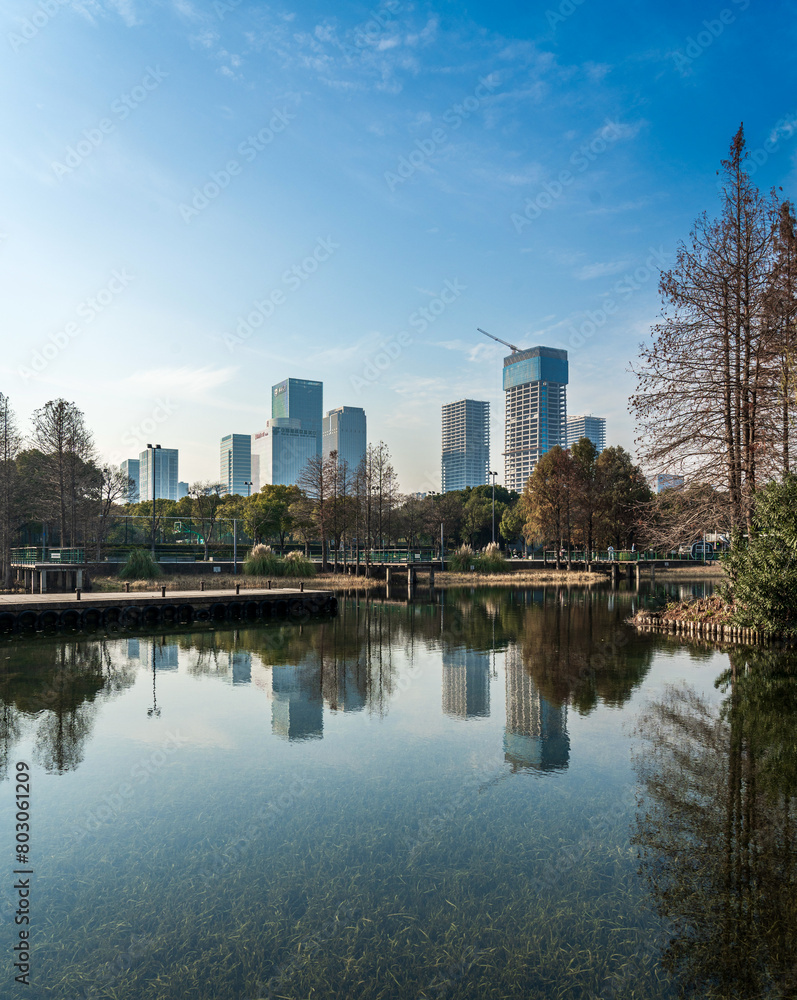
[{"x1": 1, "y1": 391, "x2": 653, "y2": 586}]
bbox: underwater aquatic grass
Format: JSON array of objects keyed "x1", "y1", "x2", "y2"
[{"x1": 0, "y1": 597, "x2": 690, "y2": 1000}]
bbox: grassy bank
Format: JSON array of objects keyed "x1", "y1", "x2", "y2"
[{"x1": 435, "y1": 569, "x2": 606, "y2": 586}]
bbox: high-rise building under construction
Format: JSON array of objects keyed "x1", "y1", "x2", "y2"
[{"x1": 503, "y1": 347, "x2": 568, "y2": 493}]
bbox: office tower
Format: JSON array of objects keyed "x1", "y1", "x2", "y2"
[
  {"x1": 251, "y1": 419, "x2": 318, "y2": 488},
  {"x1": 121, "y1": 459, "x2": 139, "y2": 503},
  {"x1": 271, "y1": 378, "x2": 323, "y2": 454},
  {"x1": 503, "y1": 644, "x2": 569, "y2": 772},
  {"x1": 655, "y1": 473, "x2": 685, "y2": 493},
  {"x1": 178, "y1": 481, "x2": 189, "y2": 499},
  {"x1": 503, "y1": 347, "x2": 568, "y2": 493},
  {"x1": 566, "y1": 415, "x2": 606, "y2": 453},
  {"x1": 323, "y1": 406, "x2": 367, "y2": 471},
  {"x1": 441, "y1": 399, "x2": 490, "y2": 493},
  {"x1": 442, "y1": 649, "x2": 490, "y2": 720},
  {"x1": 138, "y1": 445, "x2": 179, "y2": 501},
  {"x1": 220, "y1": 433, "x2": 252, "y2": 495}
]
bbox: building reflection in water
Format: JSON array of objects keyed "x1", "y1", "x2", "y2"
[
  {"x1": 231, "y1": 651, "x2": 252, "y2": 686},
  {"x1": 271, "y1": 661, "x2": 324, "y2": 742},
  {"x1": 126, "y1": 638, "x2": 178, "y2": 671},
  {"x1": 442, "y1": 648, "x2": 490, "y2": 720},
  {"x1": 503, "y1": 644, "x2": 570, "y2": 772}
]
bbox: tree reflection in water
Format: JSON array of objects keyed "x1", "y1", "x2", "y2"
[
  {"x1": 0, "y1": 639, "x2": 137, "y2": 775},
  {"x1": 633, "y1": 647, "x2": 797, "y2": 999}
]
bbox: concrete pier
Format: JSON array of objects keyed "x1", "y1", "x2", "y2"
[{"x1": 0, "y1": 587, "x2": 336, "y2": 633}]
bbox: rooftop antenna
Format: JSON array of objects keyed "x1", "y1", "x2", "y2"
[{"x1": 477, "y1": 327, "x2": 521, "y2": 353}]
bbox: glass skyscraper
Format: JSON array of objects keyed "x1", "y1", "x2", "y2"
[
  {"x1": 121, "y1": 458, "x2": 139, "y2": 503},
  {"x1": 271, "y1": 378, "x2": 323, "y2": 455},
  {"x1": 323, "y1": 406, "x2": 366, "y2": 471},
  {"x1": 503, "y1": 347, "x2": 568, "y2": 493},
  {"x1": 565, "y1": 415, "x2": 606, "y2": 453},
  {"x1": 441, "y1": 399, "x2": 490, "y2": 492},
  {"x1": 138, "y1": 445, "x2": 179, "y2": 501},
  {"x1": 219, "y1": 433, "x2": 252, "y2": 495},
  {"x1": 251, "y1": 419, "x2": 318, "y2": 489}
]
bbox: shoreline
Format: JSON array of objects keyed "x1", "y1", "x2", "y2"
[{"x1": 1, "y1": 563, "x2": 726, "y2": 596}]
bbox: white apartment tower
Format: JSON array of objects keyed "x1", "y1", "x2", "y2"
[{"x1": 441, "y1": 399, "x2": 490, "y2": 493}]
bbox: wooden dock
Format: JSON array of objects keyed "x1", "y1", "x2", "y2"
[{"x1": 0, "y1": 587, "x2": 337, "y2": 633}]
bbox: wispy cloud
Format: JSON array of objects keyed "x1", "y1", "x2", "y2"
[
  {"x1": 576, "y1": 259, "x2": 631, "y2": 280},
  {"x1": 124, "y1": 365, "x2": 237, "y2": 394}
]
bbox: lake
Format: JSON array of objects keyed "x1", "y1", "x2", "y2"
[{"x1": 1, "y1": 581, "x2": 795, "y2": 999}]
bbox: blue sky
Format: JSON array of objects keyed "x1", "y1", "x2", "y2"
[{"x1": 1, "y1": 0, "x2": 795, "y2": 492}]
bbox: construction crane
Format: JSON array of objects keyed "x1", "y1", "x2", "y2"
[{"x1": 477, "y1": 327, "x2": 521, "y2": 353}]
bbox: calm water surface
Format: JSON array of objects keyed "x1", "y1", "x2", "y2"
[{"x1": 1, "y1": 582, "x2": 795, "y2": 999}]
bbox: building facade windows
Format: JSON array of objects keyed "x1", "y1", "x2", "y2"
[{"x1": 442, "y1": 399, "x2": 490, "y2": 492}]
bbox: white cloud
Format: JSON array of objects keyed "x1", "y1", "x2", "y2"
[
  {"x1": 124, "y1": 366, "x2": 237, "y2": 394},
  {"x1": 576, "y1": 260, "x2": 631, "y2": 280}
]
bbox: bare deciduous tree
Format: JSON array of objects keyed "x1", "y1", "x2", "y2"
[
  {"x1": 31, "y1": 399, "x2": 97, "y2": 547},
  {"x1": 0, "y1": 394, "x2": 22, "y2": 585},
  {"x1": 631, "y1": 126, "x2": 777, "y2": 533}
]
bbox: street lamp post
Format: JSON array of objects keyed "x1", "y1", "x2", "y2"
[
  {"x1": 490, "y1": 471, "x2": 498, "y2": 544},
  {"x1": 148, "y1": 444, "x2": 155, "y2": 558},
  {"x1": 244, "y1": 480, "x2": 253, "y2": 497}
]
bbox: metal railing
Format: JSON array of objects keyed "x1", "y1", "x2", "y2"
[{"x1": 11, "y1": 547, "x2": 85, "y2": 565}]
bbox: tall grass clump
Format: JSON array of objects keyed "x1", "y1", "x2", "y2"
[
  {"x1": 119, "y1": 548, "x2": 162, "y2": 580},
  {"x1": 243, "y1": 544, "x2": 282, "y2": 576},
  {"x1": 283, "y1": 551, "x2": 315, "y2": 577},
  {"x1": 447, "y1": 542, "x2": 508, "y2": 574},
  {"x1": 448, "y1": 544, "x2": 478, "y2": 572},
  {"x1": 479, "y1": 541, "x2": 509, "y2": 573}
]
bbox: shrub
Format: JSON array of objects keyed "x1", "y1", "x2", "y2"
[
  {"x1": 447, "y1": 542, "x2": 508, "y2": 574},
  {"x1": 479, "y1": 541, "x2": 509, "y2": 574},
  {"x1": 119, "y1": 548, "x2": 162, "y2": 580},
  {"x1": 243, "y1": 544, "x2": 282, "y2": 577},
  {"x1": 722, "y1": 474, "x2": 797, "y2": 634},
  {"x1": 283, "y1": 551, "x2": 315, "y2": 577},
  {"x1": 448, "y1": 544, "x2": 478, "y2": 572}
]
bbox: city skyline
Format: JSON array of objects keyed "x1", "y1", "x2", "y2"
[{"x1": 3, "y1": 2, "x2": 794, "y2": 492}]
